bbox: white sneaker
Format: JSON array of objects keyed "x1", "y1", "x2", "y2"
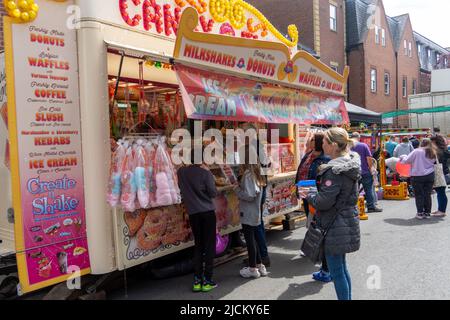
[
  {"x1": 257, "y1": 264, "x2": 268, "y2": 277},
  {"x1": 240, "y1": 267, "x2": 261, "y2": 279},
  {"x1": 416, "y1": 213, "x2": 425, "y2": 220},
  {"x1": 431, "y1": 211, "x2": 447, "y2": 217}
]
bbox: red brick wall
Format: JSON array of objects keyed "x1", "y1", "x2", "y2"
[
  {"x1": 347, "y1": 1, "x2": 397, "y2": 114},
  {"x1": 396, "y1": 18, "x2": 420, "y2": 127},
  {"x1": 319, "y1": 0, "x2": 346, "y2": 73},
  {"x1": 419, "y1": 71, "x2": 431, "y2": 93},
  {"x1": 246, "y1": 0, "x2": 315, "y2": 49},
  {"x1": 347, "y1": 45, "x2": 366, "y2": 107},
  {"x1": 248, "y1": 0, "x2": 346, "y2": 72}
]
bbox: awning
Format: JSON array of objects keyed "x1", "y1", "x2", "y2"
[
  {"x1": 382, "y1": 106, "x2": 450, "y2": 118},
  {"x1": 345, "y1": 102, "x2": 382, "y2": 124},
  {"x1": 176, "y1": 65, "x2": 349, "y2": 125}
]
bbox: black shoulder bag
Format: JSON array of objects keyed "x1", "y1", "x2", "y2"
[
  {"x1": 300, "y1": 168, "x2": 340, "y2": 265},
  {"x1": 300, "y1": 213, "x2": 338, "y2": 265}
]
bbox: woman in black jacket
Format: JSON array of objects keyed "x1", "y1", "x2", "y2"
[
  {"x1": 431, "y1": 135, "x2": 449, "y2": 217},
  {"x1": 299, "y1": 128, "x2": 361, "y2": 300}
]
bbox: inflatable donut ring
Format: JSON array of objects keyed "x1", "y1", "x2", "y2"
[
  {"x1": 136, "y1": 209, "x2": 167, "y2": 250},
  {"x1": 124, "y1": 210, "x2": 146, "y2": 237}
]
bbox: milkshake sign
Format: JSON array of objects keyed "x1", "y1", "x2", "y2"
[
  {"x1": 27, "y1": 175, "x2": 79, "y2": 216},
  {"x1": 174, "y1": 8, "x2": 349, "y2": 96}
]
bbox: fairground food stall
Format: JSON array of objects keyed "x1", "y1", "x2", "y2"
[{"x1": 1, "y1": 0, "x2": 349, "y2": 294}]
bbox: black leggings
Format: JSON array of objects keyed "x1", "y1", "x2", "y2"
[
  {"x1": 242, "y1": 224, "x2": 261, "y2": 268},
  {"x1": 411, "y1": 173, "x2": 435, "y2": 214},
  {"x1": 189, "y1": 211, "x2": 216, "y2": 281},
  {"x1": 322, "y1": 256, "x2": 329, "y2": 272}
]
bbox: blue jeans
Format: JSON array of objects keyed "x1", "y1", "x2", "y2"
[
  {"x1": 326, "y1": 254, "x2": 352, "y2": 300},
  {"x1": 361, "y1": 173, "x2": 377, "y2": 209},
  {"x1": 435, "y1": 187, "x2": 448, "y2": 213}
]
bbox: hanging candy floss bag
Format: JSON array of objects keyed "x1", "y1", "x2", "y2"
[
  {"x1": 107, "y1": 142, "x2": 126, "y2": 207},
  {"x1": 135, "y1": 140, "x2": 150, "y2": 208},
  {"x1": 121, "y1": 146, "x2": 137, "y2": 212}
]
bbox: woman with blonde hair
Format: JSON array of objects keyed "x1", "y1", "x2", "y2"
[
  {"x1": 299, "y1": 127, "x2": 361, "y2": 300},
  {"x1": 236, "y1": 145, "x2": 268, "y2": 279}
]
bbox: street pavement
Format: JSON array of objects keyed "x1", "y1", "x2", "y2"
[{"x1": 109, "y1": 191, "x2": 450, "y2": 300}]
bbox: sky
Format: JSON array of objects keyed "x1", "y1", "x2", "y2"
[{"x1": 383, "y1": 0, "x2": 450, "y2": 48}]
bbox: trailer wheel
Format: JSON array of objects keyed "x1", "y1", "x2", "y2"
[{"x1": 0, "y1": 276, "x2": 19, "y2": 300}]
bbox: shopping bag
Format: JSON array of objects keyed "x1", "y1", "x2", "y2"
[{"x1": 434, "y1": 156, "x2": 447, "y2": 188}]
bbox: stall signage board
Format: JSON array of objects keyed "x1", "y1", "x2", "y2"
[
  {"x1": 0, "y1": 53, "x2": 8, "y2": 170},
  {"x1": 174, "y1": 8, "x2": 349, "y2": 96},
  {"x1": 77, "y1": 0, "x2": 299, "y2": 49},
  {"x1": 177, "y1": 64, "x2": 349, "y2": 125},
  {"x1": 4, "y1": 0, "x2": 90, "y2": 293}
]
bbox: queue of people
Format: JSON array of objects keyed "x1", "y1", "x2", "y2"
[{"x1": 176, "y1": 127, "x2": 447, "y2": 300}]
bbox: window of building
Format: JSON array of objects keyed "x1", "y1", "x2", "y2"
[
  {"x1": 375, "y1": 27, "x2": 380, "y2": 44},
  {"x1": 408, "y1": 42, "x2": 412, "y2": 57},
  {"x1": 384, "y1": 72, "x2": 390, "y2": 95},
  {"x1": 330, "y1": 5, "x2": 337, "y2": 31},
  {"x1": 412, "y1": 79, "x2": 417, "y2": 95},
  {"x1": 418, "y1": 44, "x2": 421, "y2": 56},
  {"x1": 402, "y1": 76, "x2": 407, "y2": 97},
  {"x1": 371, "y1": 69, "x2": 377, "y2": 93},
  {"x1": 437, "y1": 53, "x2": 441, "y2": 64},
  {"x1": 404, "y1": 40, "x2": 407, "y2": 55},
  {"x1": 381, "y1": 29, "x2": 386, "y2": 47}
]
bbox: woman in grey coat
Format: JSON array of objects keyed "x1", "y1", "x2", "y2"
[{"x1": 299, "y1": 128, "x2": 361, "y2": 300}]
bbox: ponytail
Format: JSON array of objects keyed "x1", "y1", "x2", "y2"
[{"x1": 421, "y1": 138, "x2": 437, "y2": 160}]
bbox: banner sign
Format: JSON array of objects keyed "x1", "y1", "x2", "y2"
[
  {"x1": 174, "y1": 8, "x2": 349, "y2": 96},
  {"x1": 177, "y1": 65, "x2": 349, "y2": 125},
  {"x1": 4, "y1": 0, "x2": 90, "y2": 293}
]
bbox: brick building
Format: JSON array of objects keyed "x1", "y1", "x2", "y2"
[
  {"x1": 346, "y1": 0, "x2": 422, "y2": 127},
  {"x1": 414, "y1": 32, "x2": 450, "y2": 93},
  {"x1": 387, "y1": 14, "x2": 420, "y2": 127},
  {"x1": 246, "y1": 0, "x2": 347, "y2": 73},
  {"x1": 346, "y1": 0, "x2": 397, "y2": 115}
]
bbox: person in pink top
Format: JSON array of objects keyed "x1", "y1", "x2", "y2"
[{"x1": 400, "y1": 139, "x2": 437, "y2": 220}]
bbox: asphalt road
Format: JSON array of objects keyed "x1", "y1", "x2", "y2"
[{"x1": 109, "y1": 192, "x2": 450, "y2": 300}]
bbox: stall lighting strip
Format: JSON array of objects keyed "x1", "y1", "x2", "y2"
[{"x1": 105, "y1": 41, "x2": 172, "y2": 64}]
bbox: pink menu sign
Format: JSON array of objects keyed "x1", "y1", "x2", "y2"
[{"x1": 6, "y1": 0, "x2": 90, "y2": 291}]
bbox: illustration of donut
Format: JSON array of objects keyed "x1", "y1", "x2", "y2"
[
  {"x1": 136, "y1": 209, "x2": 167, "y2": 251},
  {"x1": 124, "y1": 210, "x2": 146, "y2": 237}
]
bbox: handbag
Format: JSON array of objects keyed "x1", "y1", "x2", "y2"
[
  {"x1": 300, "y1": 213, "x2": 338, "y2": 265},
  {"x1": 433, "y1": 156, "x2": 447, "y2": 188}
]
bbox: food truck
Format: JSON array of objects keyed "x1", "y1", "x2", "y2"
[{"x1": 1, "y1": 0, "x2": 350, "y2": 295}]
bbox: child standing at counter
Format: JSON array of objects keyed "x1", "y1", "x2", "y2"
[{"x1": 236, "y1": 145, "x2": 268, "y2": 279}]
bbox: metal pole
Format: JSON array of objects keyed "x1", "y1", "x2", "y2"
[
  {"x1": 432, "y1": 94, "x2": 435, "y2": 132},
  {"x1": 113, "y1": 52, "x2": 125, "y2": 103}
]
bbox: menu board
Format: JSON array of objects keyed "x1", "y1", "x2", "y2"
[
  {"x1": 5, "y1": 0, "x2": 90, "y2": 293},
  {"x1": 265, "y1": 177, "x2": 299, "y2": 217}
]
